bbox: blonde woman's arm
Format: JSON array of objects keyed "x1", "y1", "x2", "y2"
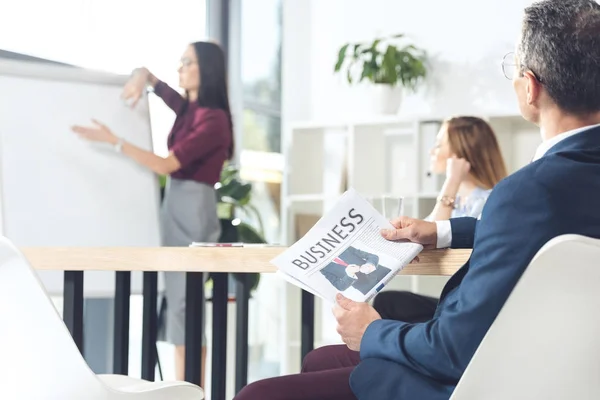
[{"x1": 429, "y1": 158, "x2": 471, "y2": 221}]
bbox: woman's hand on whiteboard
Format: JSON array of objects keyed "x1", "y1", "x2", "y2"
[
  {"x1": 122, "y1": 68, "x2": 151, "y2": 108},
  {"x1": 71, "y1": 120, "x2": 118, "y2": 145},
  {"x1": 72, "y1": 119, "x2": 181, "y2": 175}
]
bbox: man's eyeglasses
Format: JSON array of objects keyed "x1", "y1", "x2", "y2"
[
  {"x1": 502, "y1": 52, "x2": 517, "y2": 80},
  {"x1": 502, "y1": 52, "x2": 543, "y2": 83}
]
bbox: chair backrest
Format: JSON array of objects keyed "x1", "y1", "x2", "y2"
[
  {"x1": 451, "y1": 234, "x2": 600, "y2": 400},
  {"x1": 0, "y1": 236, "x2": 110, "y2": 398}
]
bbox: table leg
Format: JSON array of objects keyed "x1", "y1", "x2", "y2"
[
  {"x1": 300, "y1": 289, "x2": 315, "y2": 364},
  {"x1": 141, "y1": 271, "x2": 158, "y2": 381},
  {"x1": 235, "y1": 274, "x2": 250, "y2": 394},
  {"x1": 184, "y1": 272, "x2": 204, "y2": 385},
  {"x1": 113, "y1": 271, "x2": 131, "y2": 375},
  {"x1": 211, "y1": 272, "x2": 228, "y2": 400},
  {"x1": 63, "y1": 271, "x2": 84, "y2": 354}
]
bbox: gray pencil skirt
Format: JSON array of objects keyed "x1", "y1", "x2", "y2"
[{"x1": 160, "y1": 177, "x2": 221, "y2": 346}]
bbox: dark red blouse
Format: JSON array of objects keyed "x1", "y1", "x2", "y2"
[{"x1": 154, "y1": 80, "x2": 232, "y2": 185}]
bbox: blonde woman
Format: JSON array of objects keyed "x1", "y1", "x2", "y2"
[{"x1": 374, "y1": 116, "x2": 508, "y2": 321}]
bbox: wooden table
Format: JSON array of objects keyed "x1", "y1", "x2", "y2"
[
  {"x1": 24, "y1": 247, "x2": 470, "y2": 399},
  {"x1": 24, "y1": 247, "x2": 470, "y2": 274}
]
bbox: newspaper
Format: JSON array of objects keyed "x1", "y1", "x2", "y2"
[{"x1": 272, "y1": 188, "x2": 423, "y2": 303}]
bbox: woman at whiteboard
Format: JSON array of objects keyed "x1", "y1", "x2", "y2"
[{"x1": 72, "y1": 41, "x2": 233, "y2": 383}]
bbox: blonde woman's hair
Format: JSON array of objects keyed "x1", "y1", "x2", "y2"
[{"x1": 444, "y1": 116, "x2": 508, "y2": 189}]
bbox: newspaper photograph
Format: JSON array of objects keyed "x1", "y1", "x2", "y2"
[{"x1": 272, "y1": 188, "x2": 423, "y2": 302}]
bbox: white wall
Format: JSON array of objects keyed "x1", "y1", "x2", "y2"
[{"x1": 283, "y1": 0, "x2": 536, "y2": 123}]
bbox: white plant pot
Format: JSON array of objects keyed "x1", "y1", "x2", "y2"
[{"x1": 369, "y1": 84, "x2": 403, "y2": 115}]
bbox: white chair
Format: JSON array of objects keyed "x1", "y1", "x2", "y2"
[
  {"x1": 451, "y1": 234, "x2": 600, "y2": 400},
  {"x1": 0, "y1": 237, "x2": 204, "y2": 399}
]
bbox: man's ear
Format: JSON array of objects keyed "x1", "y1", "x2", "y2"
[{"x1": 524, "y1": 71, "x2": 542, "y2": 106}]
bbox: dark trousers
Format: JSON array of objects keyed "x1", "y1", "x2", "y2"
[
  {"x1": 372, "y1": 290, "x2": 439, "y2": 322},
  {"x1": 234, "y1": 291, "x2": 438, "y2": 400},
  {"x1": 234, "y1": 345, "x2": 360, "y2": 400}
]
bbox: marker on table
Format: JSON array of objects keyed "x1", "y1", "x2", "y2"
[{"x1": 190, "y1": 242, "x2": 244, "y2": 247}]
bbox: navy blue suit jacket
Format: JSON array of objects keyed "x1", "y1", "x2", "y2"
[{"x1": 350, "y1": 125, "x2": 600, "y2": 399}]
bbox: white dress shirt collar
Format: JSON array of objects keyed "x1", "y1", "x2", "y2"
[{"x1": 532, "y1": 123, "x2": 600, "y2": 162}]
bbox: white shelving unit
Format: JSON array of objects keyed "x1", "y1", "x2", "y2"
[
  {"x1": 282, "y1": 115, "x2": 541, "y2": 242},
  {"x1": 281, "y1": 118, "x2": 448, "y2": 245},
  {"x1": 279, "y1": 114, "x2": 541, "y2": 373}
]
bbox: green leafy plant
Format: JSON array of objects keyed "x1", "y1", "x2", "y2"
[
  {"x1": 334, "y1": 33, "x2": 428, "y2": 91},
  {"x1": 215, "y1": 164, "x2": 265, "y2": 239},
  {"x1": 215, "y1": 164, "x2": 266, "y2": 292}
]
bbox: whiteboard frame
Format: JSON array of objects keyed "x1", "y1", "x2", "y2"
[{"x1": 0, "y1": 59, "x2": 130, "y2": 86}]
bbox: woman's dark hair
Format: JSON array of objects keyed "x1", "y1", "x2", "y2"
[{"x1": 192, "y1": 41, "x2": 234, "y2": 159}]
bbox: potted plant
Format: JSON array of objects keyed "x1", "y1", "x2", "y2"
[
  {"x1": 215, "y1": 164, "x2": 265, "y2": 292},
  {"x1": 334, "y1": 33, "x2": 428, "y2": 114}
]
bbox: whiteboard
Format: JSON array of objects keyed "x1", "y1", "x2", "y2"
[{"x1": 0, "y1": 59, "x2": 162, "y2": 295}]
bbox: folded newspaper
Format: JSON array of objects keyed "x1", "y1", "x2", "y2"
[{"x1": 271, "y1": 188, "x2": 423, "y2": 303}]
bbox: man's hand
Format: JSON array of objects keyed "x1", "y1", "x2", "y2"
[
  {"x1": 381, "y1": 216, "x2": 438, "y2": 249},
  {"x1": 333, "y1": 294, "x2": 381, "y2": 351}
]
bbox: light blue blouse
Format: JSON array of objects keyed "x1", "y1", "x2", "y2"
[
  {"x1": 426, "y1": 187, "x2": 492, "y2": 221},
  {"x1": 452, "y1": 187, "x2": 492, "y2": 218}
]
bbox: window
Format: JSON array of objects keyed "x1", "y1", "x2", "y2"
[
  {"x1": 238, "y1": 0, "x2": 283, "y2": 245},
  {"x1": 238, "y1": 0, "x2": 285, "y2": 382},
  {"x1": 240, "y1": 0, "x2": 282, "y2": 154}
]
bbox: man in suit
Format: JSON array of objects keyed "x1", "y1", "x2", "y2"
[
  {"x1": 339, "y1": 1, "x2": 600, "y2": 398},
  {"x1": 320, "y1": 246, "x2": 390, "y2": 294},
  {"x1": 234, "y1": 1, "x2": 600, "y2": 399}
]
